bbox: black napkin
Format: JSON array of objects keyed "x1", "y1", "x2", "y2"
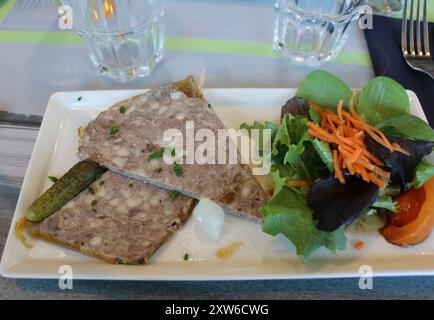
[{"x1": 364, "y1": 14, "x2": 434, "y2": 125}]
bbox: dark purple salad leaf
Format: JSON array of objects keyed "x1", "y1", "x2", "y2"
[
  {"x1": 281, "y1": 97, "x2": 309, "y2": 121},
  {"x1": 365, "y1": 135, "x2": 434, "y2": 192},
  {"x1": 307, "y1": 175, "x2": 379, "y2": 232}
]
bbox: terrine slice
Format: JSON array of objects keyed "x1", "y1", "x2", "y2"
[
  {"x1": 78, "y1": 77, "x2": 268, "y2": 222},
  {"x1": 29, "y1": 171, "x2": 196, "y2": 264}
]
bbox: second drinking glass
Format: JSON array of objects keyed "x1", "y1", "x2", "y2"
[
  {"x1": 60, "y1": 0, "x2": 165, "y2": 82},
  {"x1": 274, "y1": 0, "x2": 366, "y2": 67}
]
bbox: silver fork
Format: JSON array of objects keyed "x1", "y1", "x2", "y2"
[{"x1": 402, "y1": 0, "x2": 434, "y2": 80}]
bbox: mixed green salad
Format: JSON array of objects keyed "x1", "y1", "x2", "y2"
[{"x1": 242, "y1": 70, "x2": 434, "y2": 261}]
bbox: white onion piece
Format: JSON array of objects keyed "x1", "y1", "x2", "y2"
[
  {"x1": 193, "y1": 198, "x2": 225, "y2": 241},
  {"x1": 354, "y1": 214, "x2": 387, "y2": 231}
]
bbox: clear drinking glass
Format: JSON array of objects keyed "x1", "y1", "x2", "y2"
[
  {"x1": 274, "y1": 0, "x2": 366, "y2": 67},
  {"x1": 368, "y1": 0, "x2": 403, "y2": 13},
  {"x1": 60, "y1": 0, "x2": 164, "y2": 82}
]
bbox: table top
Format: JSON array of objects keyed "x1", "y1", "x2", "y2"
[{"x1": 1, "y1": 0, "x2": 434, "y2": 300}]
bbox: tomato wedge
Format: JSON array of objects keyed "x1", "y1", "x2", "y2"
[
  {"x1": 382, "y1": 177, "x2": 434, "y2": 245},
  {"x1": 387, "y1": 187, "x2": 426, "y2": 227}
]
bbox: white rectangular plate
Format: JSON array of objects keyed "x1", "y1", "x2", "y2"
[{"x1": 2, "y1": 89, "x2": 434, "y2": 280}]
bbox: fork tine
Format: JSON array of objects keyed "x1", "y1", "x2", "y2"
[
  {"x1": 409, "y1": 0, "x2": 415, "y2": 55},
  {"x1": 423, "y1": 0, "x2": 430, "y2": 56},
  {"x1": 416, "y1": 0, "x2": 422, "y2": 55},
  {"x1": 402, "y1": 0, "x2": 409, "y2": 54}
]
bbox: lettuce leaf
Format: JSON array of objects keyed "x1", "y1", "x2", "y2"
[
  {"x1": 272, "y1": 114, "x2": 330, "y2": 180},
  {"x1": 309, "y1": 107, "x2": 322, "y2": 123},
  {"x1": 372, "y1": 195, "x2": 397, "y2": 212},
  {"x1": 408, "y1": 161, "x2": 434, "y2": 189},
  {"x1": 296, "y1": 70, "x2": 353, "y2": 111},
  {"x1": 261, "y1": 186, "x2": 346, "y2": 261},
  {"x1": 310, "y1": 138, "x2": 334, "y2": 173},
  {"x1": 243, "y1": 115, "x2": 331, "y2": 180},
  {"x1": 366, "y1": 135, "x2": 434, "y2": 192},
  {"x1": 300, "y1": 141, "x2": 330, "y2": 181},
  {"x1": 364, "y1": 208, "x2": 378, "y2": 216},
  {"x1": 270, "y1": 165, "x2": 302, "y2": 196},
  {"x1": 356, "y1": 77, "x2": 410, "y2": 125},
  {"x1": 376, "y1": 113, "x2": 434, "y2": 142},
  {"x1": 283, "y1": 144, "x2": 313, "y2": 180},
  {"x1": 307, "y1": 175, "x2": 379, "y2": 232},
  {"x1": 240, "y1": 121, "x2": 278, "y2": 153},
  {"x1": 272, "y1": 114, "x2": 308, "y2": 153}
]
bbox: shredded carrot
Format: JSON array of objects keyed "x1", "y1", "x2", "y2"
[
  {"x1": 307, "y1": 124, "x2": 338, "y2": 144},
  {"x1": 327, "y1": 114, "x2": 338, "y2": 131},
  {"x1": 350, "y1": 148, "x2": 362, "y2": 164},
  {"x1": 353, "y1": 240, "x2": 365, "y2": 250},
  {"x1": 356, "y1": 164, "x2": 370, "y2": 182},
  {"x1": 306, "y1": 99, "x2": 409, "y2": 189},
  {"x1": 353, "y1": 130, "x2": 364, "y2": 137},
  {"x1": 367, "y1": 173, "x2": 386, "y2": 189},
  {"x1": 352, "y1": 118, "x2": 407, "y2": 154},
  {"x1": 365, "y1": 128, "x2": 394, "y2": 151},
  {"x1": 337, "y1": 100, "x2": 344, "y2": 120},
  {"x1": 307, "y1": 100, "x2": 323, "y2": 113},
  {"x1": 358, "y1": 159, "x2": 391, "y2": 178},
  {"x1": 333, "y1": 150, "x2": 345, "y2": 184},
  {"x1": 287, "y1": 180, "x2": 311, "y2": 187},
  {"x1": 391, "y1": 143, "x2": 411, "y2": 156},
  {"x1": 344, "y1": 157, "x2": 356, "y2": 175},
  {"x1": 349, "y1": 94, "x2": 362, "y2": 120}
]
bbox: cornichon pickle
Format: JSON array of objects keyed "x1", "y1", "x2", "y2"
[{"x1": 26, "y1": 160, "x2": 106, "y2": 222}]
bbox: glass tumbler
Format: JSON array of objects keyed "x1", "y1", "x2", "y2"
[
  {"x1": 368, "y1": 0, "x2": 403, "y2": 13},
  {"x1": 60, "y1": 0, "x2": 165, "y2": 82},
  {"x1": 274, "y1": 0, "x2": 366, "y2": 67}
]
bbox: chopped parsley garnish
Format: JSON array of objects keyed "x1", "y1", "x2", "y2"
[
  {"x1": 169, "y1": 190, "x2": 179, "y2": 200},
  {"x1": 208, "y1": 103, "x2": 212, "y2": 108},
  {"x1": 88, "y1": 187, "x2": 96, "y2": 195},
  {"x1": 77, "y1": 96, "x2": 82, "y2": 101},
  {"x1": 119, "y1": 105, "x2": 126, "y2": 114},
  {"x1": 183, "y1": 253, "x2": 189, "y2": 261},
  {"x1": 148, "y1": 148, "x2": 165, "y2": 161},
  {"x1": 155, "y1": 167, "x2": 163, "y2": 173},
  {"x1": 91, "y1": 200, "x2": 97, "y2": 206},
  {"x1": 110, "y1": 125, "x2": 120, "y2": 135},
  {"x1": 99, "y1": 180, "x2": 105, "y2": 186},
  {"x1": 48, "y1": 176, "x2": 58, "y2": 183},
  {"x1": 173, "y1": 163, "x2": 183, "y2": 177},
  {"x1": 171, "y1": 148, "x2": 176, "y2": 156}
]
